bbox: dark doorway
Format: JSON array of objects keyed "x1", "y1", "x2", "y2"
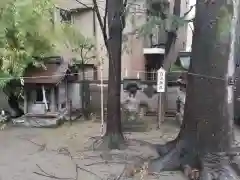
[{"x1": 144, "y1": 54, "x2": 164, "y2": 80}]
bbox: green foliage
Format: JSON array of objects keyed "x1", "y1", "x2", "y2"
[
  {"x1": 122, "y1": 11, "x2": 187, "y2": 55},
  {"x1": 0, "y1": 0, "x2": 93, "y2": 90},
  {"x1": 135, "y1": 14, "x2": 187, "y2": 38},
  {"x1": 169, "y1": 63, "x2": 185, "y2": 72},
  {"x1": 123, "y1": 0, "x2": 191, "y2": 40},
  {"x1": 0, "y1": 0, "x2": 58, "y2": 87},
  {"x1": 61, "y1": 23, "x2": 95, "y2": 65}
]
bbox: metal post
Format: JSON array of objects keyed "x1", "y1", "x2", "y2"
[
  {"x1": 125, "y1": 68, "x2": 128, "y2": 77},
  {"x1": 156, "y1": 92, "x2": 162, "y2": 128},
  {"x1": 69, "y1": 100, "x2": 72, "y2": 125},
  {"x1": 156, "y1": 67, "x2": 166, "y2": 129},
  {"x1": 24, "y1": 89, "x2": 27, "y2": 114},
  {"x1": 100, "y1": 65, "x2": 104, "y2": 136}
]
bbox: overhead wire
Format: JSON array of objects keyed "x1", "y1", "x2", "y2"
[{"x1": 0, "y1": 68, "x2": 227, "y2": 81}]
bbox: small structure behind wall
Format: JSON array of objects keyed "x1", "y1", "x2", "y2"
[{"x1": 21, "y1": 56, "x2": 81, "y2": 127}]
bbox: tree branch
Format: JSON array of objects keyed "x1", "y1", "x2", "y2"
[
  {"x1": 162, "y1": 0, "x2": 182, "y2": 70},
  {"x1": 74, "y1": 0, "x2": 91, "y2": 9},
  {"x1": 80, "y1": 46, "x2": 84, "y2": 63},
  {"x1": 92, "y1": 0, "x2": 108, "y2": 48},
  {"x1": 103, "y1": 0, "x2": 108, "y2": 35},
  {"x1": 74, "y1": 0, "x2": 108, "y2": 48},
  {"x1": 189, "y1": 23, "x2": 194, "y2": 33},
  {"x1": 121, "y1": 0, "x2": 128, "y2": 30},
  {"x1": 182, "y1": 4, "x2": 196, "y2": 18},
  {"x1": 123, "y1": 0, "x2": 128, "y2": 9}
]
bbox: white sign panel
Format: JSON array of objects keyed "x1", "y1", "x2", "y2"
[{"x1": 157, "y1": 68, "x2": 166, "y2": 92}]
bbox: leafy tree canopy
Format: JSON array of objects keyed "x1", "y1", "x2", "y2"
[
  {"x1": 61, "y1": 23, "x2": 95, "y2": 65},
  {"x1": 0, "y1": 0, "x2": 90, "y2": 88}
]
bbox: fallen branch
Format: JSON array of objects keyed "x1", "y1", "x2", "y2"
[
  {"x1": 64, "y1": 148, "x2": 104, "y2": 180},
  {"x1": 34, "y1": 172, "x2": 68, "y2": 179},
  {"x1": 61, "y1": 148, "x2": 104, "y2": 180},
  {"x1": 77, "y1": 165, "x2": 104, "y2": 180},
  {"x1": 74, "y1": 163, "x2": 78, "y2": 180},
  {"x1": 33, "y1": 147, "x2": 104, "y2": 180},
  {"x1": 83, "y1": 136, "x2": 104, "y2": 151},
  {"x1": 19, "y1": 137, "x2": 47, "y2": 152},
  {"x1": 115, "y1": 164, "x2": 127, "y2": 180},
  {"x1": 85, "y1": 161, "x2": 129, "y2": 166},
  {"x1": 57, "y1": 147, "x2": 72, "y2": 157},
  {"x1": 19, "y1": 137, "x2": 43, "y2": 146},
  {"x1": 34, "y1": 164, "x2": 73, "y2": 180}
]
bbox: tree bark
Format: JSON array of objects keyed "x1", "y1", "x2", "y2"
[
  {"x1": 159, "y1": 0, "x2": 181, "y2": 126},
  {"x1": 162, "y1": 0, "x2": 182, "y2": 70},
  {"x1": 149, "y1": 0, "x2": 239, "y2": 178},
  {"x1": 104, "y1": 0, "x2": 125, "y2": 149},
  {"x1": 4, "y1": 80, "x2": 24, "y2": 118},
  {"x1": 8, "y1": 92, "x2": 24, "y2": 118}
]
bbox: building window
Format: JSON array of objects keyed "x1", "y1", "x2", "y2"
[{"x1": 60, "y1": 9, "x2": 72, "y2": 23}]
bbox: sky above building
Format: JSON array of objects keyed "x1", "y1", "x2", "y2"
[{"x1": 186, "y1": 0, "x2": 195, "y2": 51}]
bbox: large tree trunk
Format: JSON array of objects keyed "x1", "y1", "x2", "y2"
[
  {"x1": 104, "y1": 0, "x2": 125, "y2": 149},
  {"x1": 4, "y1": 80, "x2": 24, "y2": 118},
  {"x1": 162, "y1": 0, "x2": 182, "y2": 70},
  {"x1": 8, "y1": 92, "x2": 24, "y2": 118},
  {"x1": 149, "y1": 0, "x2": 239, "y2": 179},
  {"x1": 159, "y1": 0, "x2": 181, "y2": 124}
]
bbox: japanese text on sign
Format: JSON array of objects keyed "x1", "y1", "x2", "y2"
[{"x1": 157, "y1": 68, "x2": 166, "y2": 92}]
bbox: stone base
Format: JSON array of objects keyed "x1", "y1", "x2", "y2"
[
  {"x1": 12, "y1": 111, "x2": 82, "y2": 128},
  {"x1": 64, "y1": 114, "x2": 81, "y2": 121},
  {"x1": 13, "y1": 116, "x2": 64, "y2": 128}
]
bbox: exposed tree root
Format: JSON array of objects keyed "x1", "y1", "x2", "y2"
[
  {"x1": 230, "y1": 156, "x2": 240, "y2": 176},
  {"x1": 148, "y1": 138, "x2": 199, "y2": 173},
  {"x1": 154, "y1": 139, "x2": 178, "y2": 156},
  {"x1": 199, "y1": 153, "x2": 238, "y2": 180},
  {"x1": 147, "y1": 139, "x2": 239, "y2": 180},
  {"x1": 148, "y1": 146, "x2": 181, "y2": 172}
]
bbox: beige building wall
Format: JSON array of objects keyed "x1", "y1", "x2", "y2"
[
  {"x1": 55, "y1": 0, "x2": 190, "y2": 80},
  {"x1": 122, "y1": 0, "x2": 146, "y2": 79}
]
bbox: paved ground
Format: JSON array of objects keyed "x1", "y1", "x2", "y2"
[{"x1": 0, "y1": 117, "x2": 188, "y2": 180}]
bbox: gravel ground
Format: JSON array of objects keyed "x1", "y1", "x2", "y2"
[{"x1": 0, "y1": 118, "x2": 190, "y2": 180}]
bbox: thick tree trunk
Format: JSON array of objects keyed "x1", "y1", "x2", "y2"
[
  {"x1": 159, "y1": 0, "x2": 181, "y2": 125},
  {"x1": 104, "y1": 0, "x2": 125, "y2": 149},
  {"x1": 162, "y1": 0, "x2": 181, "y2": 70},
  {"x1": 149, "y1": 0, "x2": 239, "y2": 179},
  {"x1": 3, "y1": 80, "x2": 24, "y2": 118},
  {"x1": 8, "y1": 92, "x2": 24, "y2": 118}
]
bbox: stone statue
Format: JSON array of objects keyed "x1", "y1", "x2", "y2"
[
  {"x1": 176, "y1": 74, "x2": 187, "y2": 125},
  {"x1": 122, "y1": 83, "x2": 140, "y2": 122}
]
